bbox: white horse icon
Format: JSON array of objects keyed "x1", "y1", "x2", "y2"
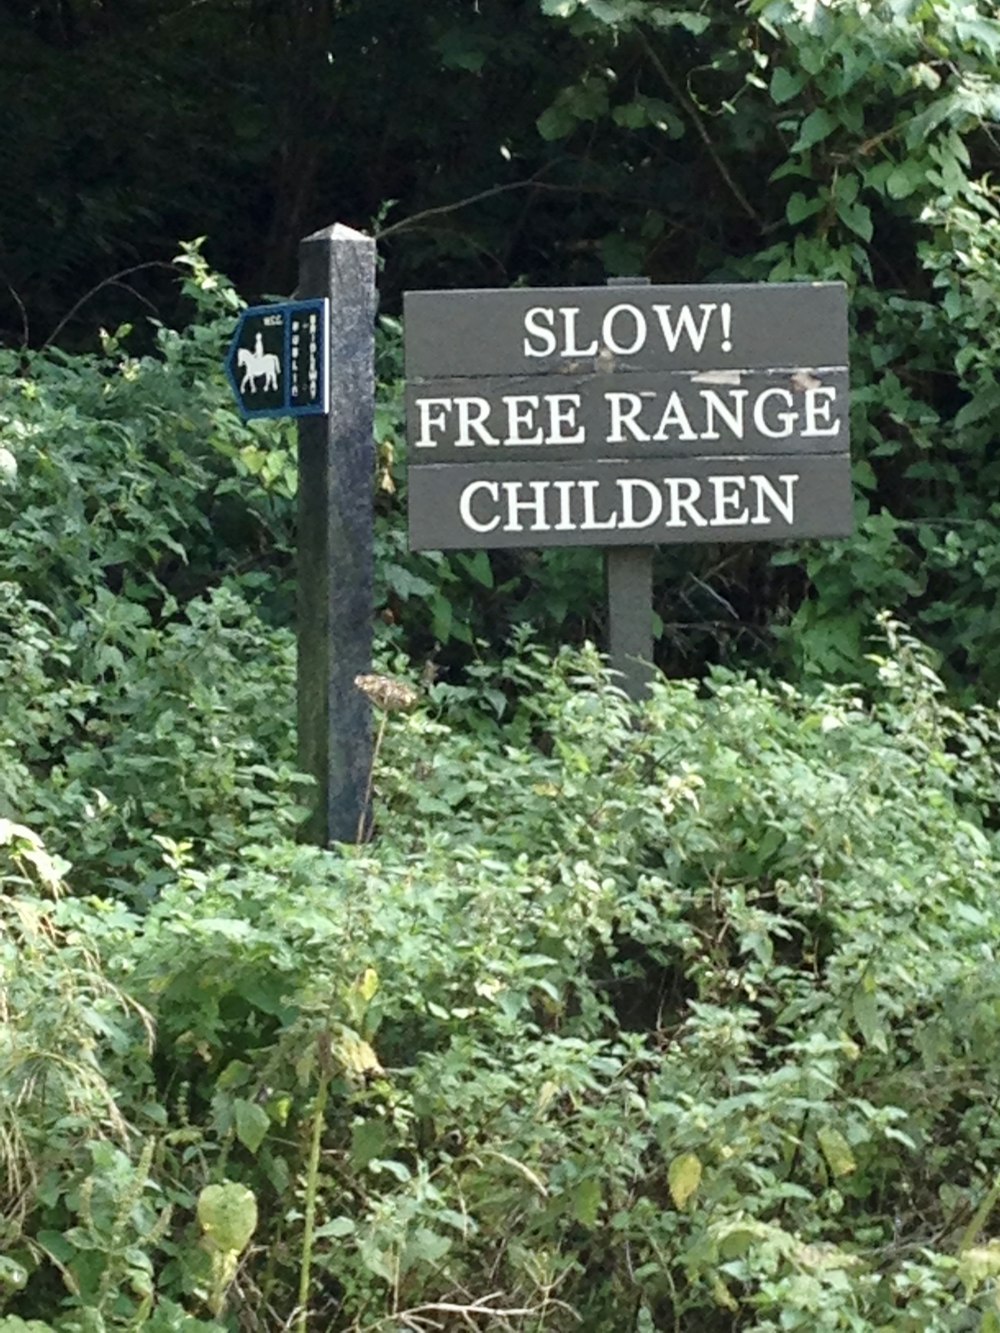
[{"x1": 238, "y1": 332, "x2": 281, "y2": 394}]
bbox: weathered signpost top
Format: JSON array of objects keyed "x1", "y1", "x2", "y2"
[{"x1": 404, "y1": 279, "x2": 852, "y2": 695}]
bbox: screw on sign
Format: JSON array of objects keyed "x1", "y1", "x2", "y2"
[{"x1": 225, "y1": 299, "x2": 330, "y2": 420}]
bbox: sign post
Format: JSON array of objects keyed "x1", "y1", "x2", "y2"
[
  {"x1": 296, "y1": 224, "x2": 376, "y2": 844},
  {"x1": 403, "y1": 280, "x2": 851, "y2": 696},
  {"x1": 604, "y1": 277, "x2": 653, "y2": 699}
]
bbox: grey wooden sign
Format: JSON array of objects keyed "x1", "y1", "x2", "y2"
[{"x1": 404, "y1": 281, "x2": 851, "y2": 552}]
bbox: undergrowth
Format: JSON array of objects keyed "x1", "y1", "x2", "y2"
[{"x1": 3, "y1": 594, "x2": 1000, "y2": 1328}]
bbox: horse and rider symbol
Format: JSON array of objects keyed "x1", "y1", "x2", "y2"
[
  {"x1": 226, "y1": 299, "x2": 328, "y2": 420},
  {"x1": 238, "y1": 332, "x2": 282, "y2": 395}
]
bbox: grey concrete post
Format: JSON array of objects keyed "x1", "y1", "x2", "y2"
[{"x1": 297, "y1": 223, "x2": 376, "y2": 843}]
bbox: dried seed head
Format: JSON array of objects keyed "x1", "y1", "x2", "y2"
[{"x1": 354, "y1": 673, "x2": 419, "y2": 712}]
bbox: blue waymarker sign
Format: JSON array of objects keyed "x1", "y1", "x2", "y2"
[{"x1": 225, "y1": 299, "x2": 329, "y2": 420}]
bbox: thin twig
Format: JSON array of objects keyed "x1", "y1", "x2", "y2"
[
  {"x1": 296, "y1": 1067, "x2": 331, "y2": 1333},
  {"x1": 375, "y1": 167, "x2": 561, "y2": 241},
  {"x1": 638, "y1": 30, "x2": 761, "y2": 225},
  {"x1": 108, "y1": 279, "x2": 161, "y2": 317},
  {"x1": 0, "y1": 272, "x2": 29, "y2": 348},
  {"x1": 42, "y1": 261, "x2": 177, "y2": 350},
  {"x1": 357, "y1": 712, "x2": 388, "y2": 844},
  {"x1": 362, "y1": 1294, "x2": 580, "y2": 1330}
]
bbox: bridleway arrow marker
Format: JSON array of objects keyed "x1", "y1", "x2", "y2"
[{"x1": 225, "y1": 298, "x2": 330, "y2": 420}]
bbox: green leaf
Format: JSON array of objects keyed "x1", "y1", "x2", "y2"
[
  {"x1": 771, "y1": 66, "x2": 806, "y2": 104},
  {"x1": 459, "y1": 549, "x2": 494, "y2": 589},
  {"x1": 668, "y1": 1152, "x2": 702, "y2": 1209},
  {"x1": 572, "y1": 1177, "x2": 602, "y2": 1227},
  {"x1": 351, "y1": 1119, "x2": 390, "y2": 1171},
  {"x1": 357, "y1": 966, "x2": 379, "y2": 1003},
  {"x1": 786, "y1": 191, "x2": 824, "y2": 224},
  {"x1": 431, "y1": 594, "x2": 454, "y2": 643},
  {"x1": 793, "y1": 107, "x2": 838, "y2": 153},
  {"x1": 197, "y1": 1182, "x2": 258, "y2": 1254},
  {"x1": 314, "y1": 1216, "x2": 356, "y2": 1239},
  {"x1": 613, "y1": 101, "x2": 648, "y2": 129},
  {"x1": 817, "y1": 1125, "x2": 856, "y2": 1178},
  {"x1": 958, "y1": 1240, "x2": 1000, "y2": 1299},
  {"x1": 234, "y1": 1098, "x2": 269, "y2": 1154},
  {"x1": 836, "y1": 200, "x2": 873, "y2": 242},
  {"x1": 537, "y1": 106, "x2": 575, "y2": 141},
  {"x1": 886, "y1": 163, "x2": 920, "y2": 200},
  {"x1": 852, "y1": 983, "x2": 887, "y2": 1053},
  {"x1": 582, "y1": 0, "x2": 623, "y2": 23},
  {"x1": 647, "y1": 9, "x2": 710, "y2": 34},
  {"x1": 954, "y1": 385, "x2": 1000, "y2": 429}
]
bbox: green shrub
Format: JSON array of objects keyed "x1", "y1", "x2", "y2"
[{"x1": 5, "y1": 628, "x2": 1000, "y2": 1328}]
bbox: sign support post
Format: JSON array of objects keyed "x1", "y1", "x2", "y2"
[
  {"x1": 297, "y1": 223, "x2": 376, "y2": 845},
  {"x1": 604, "y1": 544, "x2": 653, "y2": 701},
  {"x1": 604, "y1": 277, "x2": 653, "y2": 701}
]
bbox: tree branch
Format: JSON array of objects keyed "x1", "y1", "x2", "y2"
[{"x1": 638, "y1": 30, "x2": 761, "y2": 226}]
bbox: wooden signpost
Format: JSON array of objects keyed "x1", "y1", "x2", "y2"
[
  {"x1": 296, "y1": 224, "x2": 376, "y2": 845},
  {"x1": 404, "y1": 279, "x2": 851, "y2": 696},
  {"x1": 225, "y1": 223, "x2": 376, "y2": 847}
]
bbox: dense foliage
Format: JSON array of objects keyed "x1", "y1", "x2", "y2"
[
  {"x1": 2, "y1": 267, "x2": 1000, "y2": 1328},
  {"x1": 3, "y1": 0, "x2": 1000, "y2": 683},
  {"x1": 4, "y1": 2, "x2": 1000, "y2": 1328},
  {"x1": 5, "y1": 582, "x2": 1000, "y2": 1328}
]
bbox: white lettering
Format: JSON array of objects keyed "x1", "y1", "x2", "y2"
[
  {"x1": 607, "y1": 392, "x2": 649, "y2": 443},
  {"x1": 578, "y1": 479, "x2": 618, "y2": 530},
  {"x1": 751, "y1": 474, "x2": 798, "y2": 525},
  {"x1": 601, "y1": 303, "x2": 646, "y2": 356},
  {"x1": 709, "y1": 475, "x2": 749, "y2": 525},
  {"x1": 652, "y1": 303, "x2": 717, "y2": 354},
  {"x1": 618, "y1": 478, "x2": 662, "y2": 530},
  {"x1": 701, "y1": 389, "x2": 748, "y2": 441},
  {"x1": 503, "y1": 395, "x2": 543, "y2": 446},
  {"x1": 523, "y1": 307, "x2": 557, "y2": 358},
  {"x1": 552, "y1": 480, "x2": 577, "y2": 530},
  {"x1": 803, "y1": 386, "x2": 840, "y2": 437},
  {"x1": 503, "y1": 480, "x2": 551, "y2": 532},
  {"x1": 459, "y1": 481, "x2": 500, "y2": 533},
  {"x1": 456, "y1": 397, "x2": 500, "y2": 447},
  {"x1": 663, "y1": 478, "x2": 707, "y2": 528},
  {"x1": 561, "y1": 307, "x2": 599, "y2": 358},
  {"x1": 652, "y1": 392, "x2": 698, "y2": 442},
  {"x1": 547, "y1": 394, "x2": 585, "y2": 445},
  {"x1": 753, "y1": 388, "x2": 796, "y2": 439},
  {"x1": 414, "y1": 397, "x2": 452, "y2": 449}
]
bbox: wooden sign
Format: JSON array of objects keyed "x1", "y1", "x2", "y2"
[{"x1": 404, "y1": 282, "x2": 851, "y2": 551}]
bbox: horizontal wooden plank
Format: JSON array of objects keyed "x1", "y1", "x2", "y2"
[
  {"x1": 408, "y1": 456, "x2": 853, "y2": 551},
  {"x1": 406, "y1": 366, "x2": 849, "y2": 464},
  {"x1": 404, "y1": 281, "x2": 848, "y2": 378}
]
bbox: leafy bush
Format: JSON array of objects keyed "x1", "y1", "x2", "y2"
[{"x1": 5, "y1": 624, "x2": 1000, "y2": 1329}]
